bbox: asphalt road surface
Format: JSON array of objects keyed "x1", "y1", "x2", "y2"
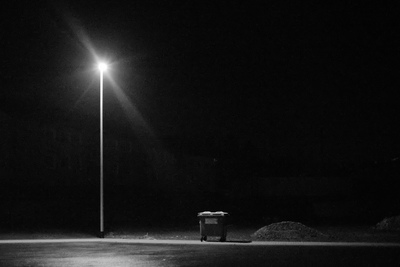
[{"x1": 1, "y1": 240, "x2": 400, "y2": 266}]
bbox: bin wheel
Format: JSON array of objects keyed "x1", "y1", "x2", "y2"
[{"x1": 201, "y1": 236, "x2": 207, "y2": 242}]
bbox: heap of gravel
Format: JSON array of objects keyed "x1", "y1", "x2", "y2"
[
  {"x1": 252, "y1": 221, "x2": 329, "y2": 241},
  {"x1": 376, "y1": 215, "x2": 400, "y2": 231}
]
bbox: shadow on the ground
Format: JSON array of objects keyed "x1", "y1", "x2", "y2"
[{"x1": 205, "y1": 240, "x2": 252, "y2": 243}]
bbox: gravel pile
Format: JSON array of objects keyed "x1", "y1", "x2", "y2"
[
  {"x1": 376, "y1": 215, "x2": 400, "y2": 231},
  {"x1": 252, "y1": 221, "x2": 329, "y2": 241}
]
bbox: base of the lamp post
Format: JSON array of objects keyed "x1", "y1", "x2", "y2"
[{"x1": 99, "y1": 231, "x2": 105, "y2": 238}]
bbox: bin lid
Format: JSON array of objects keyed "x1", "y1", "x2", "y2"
[{"x1": 198, "y1": 211, "x2": 229, "y2": 216}]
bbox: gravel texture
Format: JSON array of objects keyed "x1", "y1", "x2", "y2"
[{"x1": 376, "y1": 215, "x2": 400, "y2": 231}]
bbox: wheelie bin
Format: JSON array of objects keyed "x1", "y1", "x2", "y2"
[{"x1": 198, "y1": 211, "x2": 229, "y2": 242}]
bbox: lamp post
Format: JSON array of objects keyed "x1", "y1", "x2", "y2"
[{"x1": 98, "y1": 62, "x2": 107, "y2": 238}]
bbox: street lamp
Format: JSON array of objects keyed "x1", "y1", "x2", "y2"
[{"x1": 98, "y1": 62, "x2": 107, "y2": 238}]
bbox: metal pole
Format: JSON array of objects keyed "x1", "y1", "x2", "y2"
[{"x1": 100, "y1": 69, "x2": 104, "y2": 238}]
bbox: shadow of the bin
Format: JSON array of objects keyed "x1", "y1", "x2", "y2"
[{"x1": 205, "y1": 240, "x2": 252, "y2": 243}]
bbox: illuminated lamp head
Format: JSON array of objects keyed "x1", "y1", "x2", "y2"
[{"x1": 98, "y1": 63, "x2": 108, "y2": 72}]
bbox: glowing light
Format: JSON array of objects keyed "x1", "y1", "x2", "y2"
[{"x1": 98, "y1": 63, "x2": 108, "y2": 72}]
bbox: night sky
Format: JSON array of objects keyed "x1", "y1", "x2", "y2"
[{"x1": 2, "y1": 1, "x2": 400, "y2": 168}]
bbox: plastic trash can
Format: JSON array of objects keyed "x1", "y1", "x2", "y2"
[{"x1": 198, "y1": 211, "x2": 229, "y2": 242}]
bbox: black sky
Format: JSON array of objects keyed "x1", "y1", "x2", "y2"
[{"x1": 2, "y1": 1, "x2": 400, "y2": 165}]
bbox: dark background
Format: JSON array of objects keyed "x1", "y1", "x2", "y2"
[{"x1": 1, "y1": 1, "x2": 400, "y2": 231}]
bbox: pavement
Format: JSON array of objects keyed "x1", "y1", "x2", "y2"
[
  {"x1": 1, "y1": 238, "x2": 400, "y2": 247},
  {"x1": 1, "y1": 224, "x2": 400, "y2": 245}
]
